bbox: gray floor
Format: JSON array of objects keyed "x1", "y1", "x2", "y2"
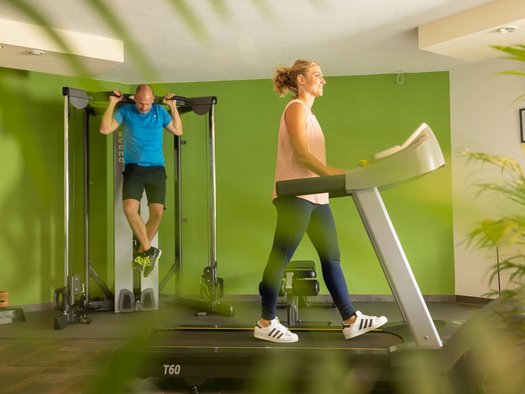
[{"x1": 0, "y1": 299, "x2": 481, "y2": 394}]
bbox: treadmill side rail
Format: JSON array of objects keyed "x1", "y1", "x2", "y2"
[{"x1": 352, "y1": 188, "x2": 442, "y2": 349}]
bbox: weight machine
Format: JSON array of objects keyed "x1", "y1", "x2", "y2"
[{"x1": 55, "y1": 87, "x2": 232, "y2": 329}]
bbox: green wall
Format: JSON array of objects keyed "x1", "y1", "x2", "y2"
[
  {"x1": 0, "y1": 68, "x2": 453, "y2": 306},
  {"x1": 0, "y1": 68, "x2": 123, "y2": 306},
  {"x1": 159, "y1": 73, "x2": 453, "y2": 296}
]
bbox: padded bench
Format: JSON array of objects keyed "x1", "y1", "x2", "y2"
[{"x1": 282, "y1": 260, "x2": 320, "y2": 326}]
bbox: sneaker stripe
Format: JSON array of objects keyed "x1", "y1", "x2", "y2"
[
  {"x1": 269, "y1": 328, "x2": 281, "y2": 338},
  {"x1": 268, "y1": 327, "x2": 288, "y2": 339},
  {"x1": 359, "y1": 319, "x2": 373, "y2": 330}
]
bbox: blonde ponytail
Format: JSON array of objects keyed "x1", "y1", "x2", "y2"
[{"x1": 272, "y1": 59, "x2": 317, "y2": 98}]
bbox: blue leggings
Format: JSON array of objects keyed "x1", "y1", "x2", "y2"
[{"x1": 260, "y1": 197, "x2": 356, "y2": 321}]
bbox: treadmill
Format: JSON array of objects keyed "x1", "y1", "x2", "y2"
[{"x1": 113, "y1": 123, "x2": 446, "y2": 392}]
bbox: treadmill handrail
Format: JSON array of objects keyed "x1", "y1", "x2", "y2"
[{"x1": 276, "y1": 123, "x2": 445, "y2": 197}]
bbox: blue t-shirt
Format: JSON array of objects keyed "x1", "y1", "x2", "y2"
[{"x1": 114, "y1": 103, "x2": 172, "y2": 166}]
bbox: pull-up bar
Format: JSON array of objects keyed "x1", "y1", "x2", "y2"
[
  {"x1": 62, "y1": 87, "x2": 216, "y2": 115},
  {"x1": 105, "y1": 91, "x2": 187, "y2": 105}
]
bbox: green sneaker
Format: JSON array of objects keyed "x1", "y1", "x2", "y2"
[
  {"x1": 143, "y1": 247, "x2": 162, "y2": 277},
  {"x1": 131, "y1": 253, "x2": 145, "y2": 272}
]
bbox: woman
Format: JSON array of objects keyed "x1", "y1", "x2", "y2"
[{"x1": 254, "y1": 60, "x2": 387, "y2": 343}]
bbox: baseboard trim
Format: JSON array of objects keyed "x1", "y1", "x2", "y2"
[
  {"x1": 455, "y1": 295, "x2": 494, "y2": 305},
  {"x1": 11, "y1": 294, "x2": 493, "y2": 311},
  {"x1": 10, "y1": 302, "x2": 54, "y2": 312},
  {"x1": 222, "y1": 294, "x2": 458, "y2": 303}
]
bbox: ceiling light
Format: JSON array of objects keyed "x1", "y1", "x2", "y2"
[
  {"x1": 496, "y1": 26, "x2": 517, "y2": 34},
  {"x1": 27, "y1": 49, "x2": 45, "y2": 56}
]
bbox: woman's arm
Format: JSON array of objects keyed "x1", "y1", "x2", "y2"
[{"x1": 285, "y1": 102, "x2": 344, "y2": 176}]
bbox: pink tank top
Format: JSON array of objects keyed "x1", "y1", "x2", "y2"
[{"x1": 272, "y1": 99, "x2": 329, "y2": 205}]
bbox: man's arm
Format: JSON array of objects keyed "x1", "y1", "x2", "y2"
[
  {"x1": 100, "y1": 90, "x2": 123, "y2": 135},
  {"x1": 163, "y1": 93, "x2": 183, "y2": 136}
]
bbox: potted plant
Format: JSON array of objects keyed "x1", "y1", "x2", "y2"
[
  {"x1": 463, "y1": 149, "x2": 525, "y2": 334},
  {"x1": 462, "y1": 44, "x2": 525, "y2": 333}
]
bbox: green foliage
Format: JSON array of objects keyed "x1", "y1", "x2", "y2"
[
  {"x1": 462, "y1": 138, "x2": 525, "y2": 390},
  {"x1": 492, "y1": 44, "x2": 525, "y2": 102},
  {"x1": 492, "y1": 44, "x2": 525, "y2": 71},
  {"x1": 463, "y1": 45, "x2": 525, "y2": 303},
  {"x1": 462, "y1": 149, "x2": 525, "y2": 293}
]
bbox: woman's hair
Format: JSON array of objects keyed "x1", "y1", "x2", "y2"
[{"x1": 273, "y1": 59, "x2": 317, "y2": 97}]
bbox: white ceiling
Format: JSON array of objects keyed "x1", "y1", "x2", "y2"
[{"x1": 0, "y1": 0, "x2": 523, "y2": 83}]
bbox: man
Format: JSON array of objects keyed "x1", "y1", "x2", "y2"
[{"x1": 100, "y1": 84, "x2": 183, "y2": 277}]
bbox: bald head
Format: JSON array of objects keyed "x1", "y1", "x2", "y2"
[{"x1": 134, "y1": 84, "x2": 154, "y2": 114}]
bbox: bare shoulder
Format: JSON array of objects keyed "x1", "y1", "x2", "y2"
[{"x1": 284, "y1": 100, "x2": 306, "y2": 120}]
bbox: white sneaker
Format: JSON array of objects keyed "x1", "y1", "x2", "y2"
[
  {"x1": 254, "y1": 317, "x2": 299, "y2": 343},
  {"x1": 342, "y1": 311, "x2": 388, "y2": 339}
]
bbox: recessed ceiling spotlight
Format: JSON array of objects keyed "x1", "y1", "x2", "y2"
[
  {"x1": 27, "y1": 49, "x2": 45, "y2": 56},
  {"x1": 496, "y1": 26, "x2": 518, "y2": 34}
]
